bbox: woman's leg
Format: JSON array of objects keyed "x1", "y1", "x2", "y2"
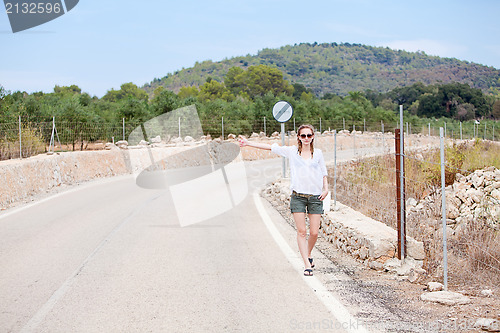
[
  {"x1": 307, "y1": 214, "x2": 321, "y2": 259},
  {"x1": 292, "y1": 212, "x2": 311, "y2": 269}
]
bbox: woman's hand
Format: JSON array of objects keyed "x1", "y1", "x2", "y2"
[
  {"x1": 318, "y1": 190, "x2": 329, "y2": 201},
  {"x1": 238, "y1": 136, "x2": 272, "y2": 150},
  {"x1": 238, "y1": 135, "x2": 249, "y2": 147}
]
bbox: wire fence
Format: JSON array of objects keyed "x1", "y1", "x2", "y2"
[
  {"x1": 328, "y1": 124, "x2": 500, "y2": 290},
  {"x1": 1, "y1": 114, "x2": 498, "y2": 161}
]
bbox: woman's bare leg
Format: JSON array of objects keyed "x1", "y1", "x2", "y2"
[
  {"x1": 307, "y1": 214, "x2": 321, "y2": 258},
  {"x1": 293, "y1": 212, "x2": 311, "y2": 269}
]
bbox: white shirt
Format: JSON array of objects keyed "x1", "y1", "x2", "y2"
[{"x1": 271, "y1": 143, "x2": 328, "y2": 195}]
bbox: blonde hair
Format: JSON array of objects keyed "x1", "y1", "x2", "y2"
[{"x1": 297, "y1": 124, "x2": 315, "y2": 157}]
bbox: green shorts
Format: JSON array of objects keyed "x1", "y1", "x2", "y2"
[{"x1": 290, "y1": 192, "x2": 324, "y2": 215}]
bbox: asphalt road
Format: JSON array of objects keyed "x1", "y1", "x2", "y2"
[{"x1": 0, "y1": 151, "x2": 379, "y2": 333}]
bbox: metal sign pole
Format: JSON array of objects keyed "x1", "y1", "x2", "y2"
[
  {"x1": 334, "y1": 129, "x2": 337, "y2": 209},
  {"x1": 281, "y1": 123, "x2": 286, "y2": 178},
  {"x1": 19, "y1": 115, "x2": 22, "y2": 159},
  {"x1": 272, "y1": 101, "x2": 293, "y2": 179}
]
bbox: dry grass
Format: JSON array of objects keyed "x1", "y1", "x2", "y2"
[
  {"x1": 331, "y1": 139, "x2": 500, "y2": 289},
  {"x1": 0, "y1": 125, "x2": 45, "y2": 160}
]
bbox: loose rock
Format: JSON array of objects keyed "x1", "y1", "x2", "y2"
[{"x1": 420, "y1": 291, "x2": 471, "y2": 306}]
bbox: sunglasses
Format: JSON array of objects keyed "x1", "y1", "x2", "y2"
[{"x1": 299, "y1": 134, "x2": 314, "y2": 138}]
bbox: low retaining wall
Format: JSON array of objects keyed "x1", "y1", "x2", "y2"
[
  {"x1": 0, "y1": 139, "x2": 252, "y2": 209},
  {"x1": 0, "y1": 149, "x2": 130, "y2": 208},
  {"x1": 263, "y1": 178, "x2": 425, "y2": 271}
]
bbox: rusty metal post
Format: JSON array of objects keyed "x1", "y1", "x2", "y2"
[{"x1": 395, "y1": 129, "x2": 407, "y2": 260}]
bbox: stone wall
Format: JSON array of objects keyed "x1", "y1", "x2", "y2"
[
  {"x1": 0, "y1": 149, "x2": 130, "y2": 208},
  {"x1": 0, "y1": 136, "x2": 266, "y2": 209},
  {"x1": 408, "y1": 166, "x2": 500, "y2": 233}
]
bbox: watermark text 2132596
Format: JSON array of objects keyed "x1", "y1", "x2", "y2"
[
  {"x1": 3, "y1": 0, "x2": 79, "y2": 33},
  {"x1": 6, "y1": 2, "x2": 62, "y2": 14}
]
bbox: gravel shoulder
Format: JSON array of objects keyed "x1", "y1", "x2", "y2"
[{"x1": 262, "y1": 188, "x2": 499, "y2": 333}]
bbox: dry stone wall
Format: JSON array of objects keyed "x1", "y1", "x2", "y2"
[{"x1": 408, "y1": 166, "x2": 500, "y2": 233}]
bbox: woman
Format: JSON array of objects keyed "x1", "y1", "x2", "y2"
[{"x1": 238, "y1": 124, "x2": 328, "y2": 276}]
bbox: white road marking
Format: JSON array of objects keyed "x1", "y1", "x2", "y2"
[{"x1": 252, "y1": 190, "x2": 370, "y2": 333}]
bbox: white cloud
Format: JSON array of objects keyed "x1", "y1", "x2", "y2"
[{"x1": 384, "y1": 39, "x2": 467, "y2": 59}]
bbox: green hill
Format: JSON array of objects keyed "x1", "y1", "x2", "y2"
[{"x1": 143, "y1": 42, "x2": 500, "y2": 97}]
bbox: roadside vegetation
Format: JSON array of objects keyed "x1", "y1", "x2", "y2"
[{"x1": 333, "y1": 140, "x2": 500, "y2": 288}]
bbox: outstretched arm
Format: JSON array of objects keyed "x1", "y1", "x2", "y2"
[{"x1": 238, "y1": 135, "x2": 272, "y2": 150}]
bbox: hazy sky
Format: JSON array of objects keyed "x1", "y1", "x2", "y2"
[{"x1": 1, "y1": 0, "x2": 499, "y2": 97}]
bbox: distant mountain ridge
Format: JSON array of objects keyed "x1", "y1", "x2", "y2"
[{"x1": 143, "y1": 42, "x2": 500, "y2": 97}]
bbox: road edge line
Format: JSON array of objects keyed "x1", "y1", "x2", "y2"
[{"x1": 252, "y1": 190, "x2": 370, "y2": 333}]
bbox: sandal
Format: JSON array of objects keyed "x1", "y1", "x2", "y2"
[
  {"x1": 304, "y1": 269, "x2": 313, "y2": 276},
  {"x1": 308, "y1": 258, "x2": 315, "y2": 268}
]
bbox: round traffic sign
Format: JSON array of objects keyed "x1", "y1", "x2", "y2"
[{"x1": 272, "y1": 101, "x2": 293, "y2": 123}]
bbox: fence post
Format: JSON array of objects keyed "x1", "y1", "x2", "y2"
[
  {"x1": 221, "y1": 116, "x2": 224, "y2": 139},
  {"x1": 49, "y1": 117, "x2": 54, "y2": 153},
  {"x1": 484, "y1": 123, "x2": 487, "y2": 140},
  {"x1": 460, "y1": 122, "x2": 462, "y2": 140},
  {"x1": 428, "y1": 123, "x2": 431, "y2": 137},
  {"x1": 334, "y1": 129, "x2": 337, "y2": 209},
  {"x1": 395, "y1": 128, "x2": 406, "y2": 260},
  {"x1": 264, "y1": 116, "x2": 266, "y2": 136},
  {"x1": 439, "y1": 127, "x2": 448, "y2": 291},
  {"x1": 364, "y1": 118, "x2": 366, "y2": 133},
  {"x1": 343, "y1": 118, "x2": 345, "y2": 131},
  {"x1": 122, "y1": 118, "x2": 125, "y2": 141},
  {"x1": 353, "y1": 124, "x2": 356, "y2": 157},
  {"x1": 178, "y1": 117, "x2": 181, "y2": 139},
  {"x1": 19, "y1": 115, "x2": 22, "y2": 159},
  {"x1": 382, "y1": 121, "x2": 385, "y2": 152},
  {"x1": 398, "y1": 105, "x2": 406, "y2": 260},
  {"x1": 48, "y1": 116, "x2": 61, "y2": 153},
  {"x1": 319, "y1": 117, "x2": 322, "y2": 134}
]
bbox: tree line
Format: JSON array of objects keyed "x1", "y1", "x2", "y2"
[{"x1": 1, "y1": 64, "x2": 499, "y2": 142}]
